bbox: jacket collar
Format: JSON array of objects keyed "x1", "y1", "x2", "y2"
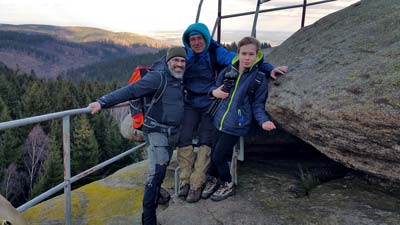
[{"x1": 230, "y1": 50, "x2": 264, "y2": 73}]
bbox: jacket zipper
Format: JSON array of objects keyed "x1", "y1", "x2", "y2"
[{"x1": 219, "y1": 72, "x2": 243, "y2": 130}]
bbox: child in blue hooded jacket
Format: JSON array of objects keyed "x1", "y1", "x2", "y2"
[{"x1": 203, "y1": 36, "x2": 276, "y2": 201}]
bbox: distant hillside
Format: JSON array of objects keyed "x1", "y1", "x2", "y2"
[
  {"x1": 0, "y1": 26, "x2": 167, "y2": 78},
  {"x1": 64, "y1": 50, "x2": 167, "y2": 83},
  {"x1": 0, "y1": 24, "x2": 169, "y2": 48}
]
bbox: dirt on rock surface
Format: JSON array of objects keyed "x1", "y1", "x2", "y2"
[{"x1": 158, "y1": 153, "x2": 400, "y2": 225}]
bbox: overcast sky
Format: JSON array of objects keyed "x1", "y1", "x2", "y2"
[{"x1": 0, "y1": 0, "x2": 359, "y2": 44}]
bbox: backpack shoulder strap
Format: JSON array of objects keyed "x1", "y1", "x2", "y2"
[
  {"x1": 248, "y1": 71, "x2": 265, "y2": 104},
  {"x1": 144, "y1": 71, "x2": 167, "y2": 117},
  {"x1": 209, "y1": 42, "x2": 225, "y2": 75},
  {"x1": 151, "y1": 71, "x2": 167, "y2": 104}
]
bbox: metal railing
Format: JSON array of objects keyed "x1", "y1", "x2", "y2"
[
  {"x1": 196, "y1": 0, "x2": 337, "y2": 41},
  {"x1": 0, "y1": 104, "x2": 144, "y2": 225}
]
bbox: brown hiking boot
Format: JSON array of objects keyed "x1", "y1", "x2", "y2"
[
  {"x1": 178, "y1": 184, "x2": 190, "y2": 198},
  {"x1": 186, "y1": 187, "x2": 202, "y2": 203}
]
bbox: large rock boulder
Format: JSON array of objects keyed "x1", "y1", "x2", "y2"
[
  {"x1": 266, "y1": 0, "x2": 400, "y2": 181},
  {"x1": 0, "y1": 194, "x2": 28, "y2": 225},
  {"x1": 120, "y1": 114, "x2": 145, "y2": 142}
]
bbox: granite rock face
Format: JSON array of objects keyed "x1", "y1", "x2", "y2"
[
  {"x1": 266, "y1": 0, "x2": 400, "y2": 181},
  {"x1": 0, "y1": 194, "x2": 28, "y2": 225},
  {"x1": 22, "y1": 155, "x2": 400, "y2": 225},
  {"x1": 119, "y1": 114, "x2": 144, "y2": 142}
]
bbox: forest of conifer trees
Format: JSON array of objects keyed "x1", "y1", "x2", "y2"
[{"x1": 0, "y1": 64, "x2": 143, "y2": 207}]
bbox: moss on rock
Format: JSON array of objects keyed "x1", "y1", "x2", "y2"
[{"x1": 23, "y1": 160, "x2": 149, "y2": 225}]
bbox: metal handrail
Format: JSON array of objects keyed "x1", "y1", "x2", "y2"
[
  {"x1": 0, "y1": 108, "x2": 91, "y2": 130},
  {"x1": 205, "y1": 0, "x2": 337, "y2": 41},
  {"x1": 0, "y1": 102, "x2": 130, "y2": 131},
  {"x1": 17, "y1": 142, "x2": 146, "y2": 212},
  {"x1": 219, "y1": 0, "x2": 336, "y2": 19},
  {"x1": 0, "y1": 103, "x2": 142, "y2": 225}
]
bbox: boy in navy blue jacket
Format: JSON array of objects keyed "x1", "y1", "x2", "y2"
[
  {"x1": 177, "y1": 23, "x2": 287, "y2": 203},
  {"x1": 203, "y1": 37, "x2": 276, "y2": 201}
]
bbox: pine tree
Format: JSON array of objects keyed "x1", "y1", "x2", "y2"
[
  {"x1": 92, "y1": 112, "x2": 135, "y2": 174},
  {"x1": 22, "y1": 81, "x2": 51, "y2": 116},
  {"x1": 0, "y1": 96, "x2": 23, "y2": 174},
  {"x1": 71, "y1": 115, "x2": 99, "y2": 176},
  {"x1": 0, "y1": 96, "x2": 10, "y2": 195},
  {"x1": 56, "y1": 79, "x2": 80, "y2": 111}
]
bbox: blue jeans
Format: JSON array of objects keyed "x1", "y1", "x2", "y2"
[{"x1": 142, "y1": 132, "x2": 178, "y2": 225}]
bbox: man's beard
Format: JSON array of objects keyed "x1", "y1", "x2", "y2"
[{"x1": 168, "y1": 65, "x2": 184, "y2": 79}]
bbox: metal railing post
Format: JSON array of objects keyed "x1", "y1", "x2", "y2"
[
  {"x1": 251, "y1": 0, "x2": 261, "y2": 38},
  {"x1": 63, "y1": 115, "x2": 71, "y2": 225},
  {"x1": 174, "y1": 167, "x2": 181, "y2": 196},
  {"x1": 211, "y1": 17, "x2": 219, "y2": 39},
  {"x1": 217, "y1": 0, "x2": 222, "y2": 43},
  {"x1": 220, "y1": 0, "x2": 336, "y2": 20},
  {"x1": 238, "y1": 136, "x2": 245, "y2": 161},
  {"x1": 301, "y1": 0, "x2": 308, "y2": 28},
  {"x1": 196, "y1": 0, "x2": 204, "y2": 23}
]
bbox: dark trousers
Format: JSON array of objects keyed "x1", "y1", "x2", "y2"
[
  {"x1": 142, "y1": 132, "x2": 177, "y2": 225},
  {"x1": 208, "y1": 131, "x2": 239, "y2": 183},
  {"x1": 142, "y1": 164, "x2": 167, "y2": 225},
  {"x1": 177, "y1": 105, "x2": 215, "y2": 147}
]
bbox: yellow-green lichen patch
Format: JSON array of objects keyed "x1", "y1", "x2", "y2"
[
  {"x1": 115, "y1": 166, "x2": 147, "y2": 182},
  {"x1": 23, "y1": 192, "x2": 83, "y2": 224},
  {"x1": 347, "y1": 72, "x2": 358, "y2": 81},
  {"x1": 82, "y1": 182, "x2": 143, "y2": 225},
  {"x1": 160, "y1": 169, "x2": 176, "y2": 189}
]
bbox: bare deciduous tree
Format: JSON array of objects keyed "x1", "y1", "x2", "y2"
[
  {"x1": 2, "y1": 163, "x2": 25, "y2": 203},
  {"x1": 4, "y1": 163, "x2": 17, "y2": 198},
  {"x1": 22, "y1": 125, "x2": 48, "y2": 195}
]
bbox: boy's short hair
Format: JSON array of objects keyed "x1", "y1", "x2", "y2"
[{"x1": 238, "y1": 36, "x2": 261, "y2": 53}]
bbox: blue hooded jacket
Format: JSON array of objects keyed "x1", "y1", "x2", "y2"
[
  {"x1": 211, "y1": 51, "x2": 271, "y2": 137},
  {"x1": 182, "y1": 23, "x2": 235, "y2": 109},
  {"x1": 182, "y1": 22, "x2": 275, "y2": 109}
]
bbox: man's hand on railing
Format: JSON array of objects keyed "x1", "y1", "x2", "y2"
[{"x1": 88, "y1": 102, "x2": 101, "y2": 114}]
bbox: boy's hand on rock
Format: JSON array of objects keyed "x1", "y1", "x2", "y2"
[
  {"x1": 262, "y1": 121, "x2": 276, "y2": 131},
  {"x1": 270, "y1": 66, "x2": 288, "y2": 79}
]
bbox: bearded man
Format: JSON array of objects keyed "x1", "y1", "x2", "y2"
[{"x1": 88, "y1": 47, "x2": 187, "y2": 225}]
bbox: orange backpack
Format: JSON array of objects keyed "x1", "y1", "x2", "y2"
[{"x1": 128, "y1": 66, "x2": 166, "y2": 129}]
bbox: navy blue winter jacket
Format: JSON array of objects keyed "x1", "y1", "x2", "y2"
[
  {"x1": 183, "y1": 40, "x2": 235, "y2": 109},
  {"x1": 97, "y1": 57, "x2": 184, "y2": 133},
  {"x1": 182, "y1": 23, "x2": 275, "y2": 109},
  {"x1": 211, "y1": 52, "x2": 271, "y2": 137}
]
